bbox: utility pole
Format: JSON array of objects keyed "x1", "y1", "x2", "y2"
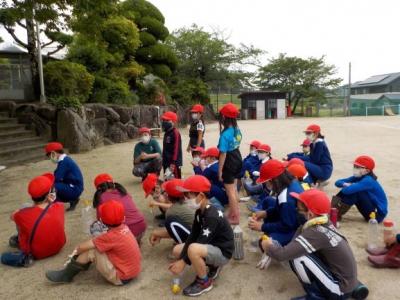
[
  {"x1": 35, "y1": 7, "x2": 46, "y2": 103},
  {"x1": 346, "y1": 62, "x2": 351, "y2": 116}
]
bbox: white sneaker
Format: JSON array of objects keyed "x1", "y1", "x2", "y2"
[{"x1": 239, "y1": 196, "x2": 251, "y2": 202}]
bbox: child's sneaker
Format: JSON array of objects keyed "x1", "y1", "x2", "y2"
[
  {"x1": 183, "y1": 277, "x2": 213, "y2": 297},
  {"x1": 207, "y1": 265, "x2": 222, "y2": 280}
]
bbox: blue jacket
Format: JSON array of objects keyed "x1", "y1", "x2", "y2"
[
  {"x1": 241, "y1": 154, "x2": 261, "y2": 178},
  {"x1": 335, "y1": 175, "x2": 388, "y2": 218},
  {"x1": 287, "y1": 152, "x2": 308, "y2": 160},
  {"x1": 301, "y1": 139, "x2": 333, "y2": 177},
  {"x1": 194, "y1": 162, "x2": 228, "y2": 204},
  {"x1": 262, "y1": 180, "x2": 303, "y2": 235},
  {"x1": 54, "y1": 155, "x2": 84, "y2": 192}
]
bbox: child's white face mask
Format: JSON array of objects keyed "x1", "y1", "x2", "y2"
[
  {"x1": 140, "y1": 134, "x2": 151, "y2": 144},
  {"x1": 306, "y1": 133, "x2": 315, "y2": 142},
  {"x1": 258, "y1": 152, "x2": 268, "y2": 160},
  {"x1": 191, "y1": 113, "x2": 199, "y2": 120},
  {"x1": 353, "y1": 167, "x2": 365, "y2": 178},
  {"x1": 250, "y1": 150, "x2": 257, "y2": 156},
  {"x1": 193, "y1": 156, "x2": 201, "y2": 163},
  {"x1": 187, "y1": 198, "x2": 200, "y2": 210}
]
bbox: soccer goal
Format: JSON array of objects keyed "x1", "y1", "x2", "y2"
[{"x1": 365, "y1": 105, "x2": 400, "y2": 116}]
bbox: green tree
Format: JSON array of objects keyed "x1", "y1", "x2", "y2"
[
  {"x1": 257, "y1": 54, "x2": 342, "y2": 113},
  {"x1": 68, "y1": 0, "x2": 144, "y2": 104},
  {"x1": 120, "y1": 0, "x2": 177, "y2": 80},
  {"x1": 0, "y1": 0, "x2": 74, "y2": 98},
  {"x1": 166, "y1": 25, "x2": 263, "y2": 103}
]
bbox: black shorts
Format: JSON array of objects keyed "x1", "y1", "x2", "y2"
[{"x1": 222, "y1": 149, "x2": 242, "y2": 184}]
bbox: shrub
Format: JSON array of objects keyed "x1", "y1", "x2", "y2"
[
  {"x1": 91, "y1": 75, "x2": 138, "y2": 105},
  {"x1": 48, "y1": 96, "x2": 82, "y2": 109},
  {"x1": 44, "y1": 60, "x2": 94, "y2": 104}
]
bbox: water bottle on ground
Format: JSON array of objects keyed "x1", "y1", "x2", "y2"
[
  {"x1": 367, "y1": 212, "x2": 379, "y2": 252},
  {"x1": 383, "y1": 219, "x2": 395, "y2": 242},
  {"x1": 330, "y1": 208, "x2": 338, "y2": 228},
  {"x1": 171, "y1": 276, "x2": 182, "y2": 294},
  {"x1": 81, "y1": 200, "x2": 94, "y2": 235},
  {"x1": 233, "y1": 225, "x2": 244, "y2": 260}
]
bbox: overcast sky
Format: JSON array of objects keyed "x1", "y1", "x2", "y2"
[
  {"x1": 1, "y1": 0, "x2": 398, "y2": 83},
  {"x1": 149, "y1": 0, "x2": 400, "y2": 83}
]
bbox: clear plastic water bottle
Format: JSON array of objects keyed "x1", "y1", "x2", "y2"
[
  {"x1": 367, "y1": 212, "x2": 379, "y2": 252},
  {"x1": 233, "y1": 225, "x2": 244, "y2": 260},
  {"x1": 244, "y1": 171, "x2": 252, "y2": 185},
  {"x1": 171, "y1": 277, "x2": 181, "y2": 294},
  {"x1": 81, "y1": 200, "x2": 94, "y2": 235},
  {"x1": 248, "y1": 213, "x2": 260, "y2": 253}
]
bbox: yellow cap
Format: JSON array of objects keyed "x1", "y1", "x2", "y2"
[
  {"x1": 171, "y1": 284, "x2": 181, "y2": 294},
  {"x1": 262, "y1": 234, "x2": 269, "y2": 241},
  {"x1": 369, "y1": 212, "x2": 376, "y2": 220}
]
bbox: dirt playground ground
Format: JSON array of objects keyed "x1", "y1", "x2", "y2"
[{"x1": 0, "y1": 116, "x2": 399, "y2": 300}]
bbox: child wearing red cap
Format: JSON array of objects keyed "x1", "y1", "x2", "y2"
[
  {"x1": 132, "y1": 127, "x2": 162, "y2": 179},
  {"x1": 161, "y1": 111, "x2": 182, "y2": 179},
  {"x1": 240, "y1": 140, "x2": 262, "y2": 184},
  {"x1": 187, "y1": 104, "x2": 206, "y2": 152},
  {"x1": 46, "y1": 200, "x2": 141, "y2": 285},
  {"x1": 217, "y1": 103, "x2": 243, "y2": 224},
  {"x1": 332, "y1": 156, "x2": 388, "y2": 223},
  {"x1": 261, "y1": 189, "x2": 368, "y2": 300},
  {"x1": 296, "y1": 125, "x2": 333, "y2": 186},
  {"x1": 191, "y1": 146, "x2": 206, "y2": 174},
  {"x1": 93, "y1": 173, "x2": 147, "y2": 244},
  {"x1": 149, "y1": 179, "x2": 195, "y2": 246},
  {"x1": 44, "y1": 142, "x2": 84, "y2": 211},
  {"x1": 286, "y1": 139, "x2": 311, "y2": 161},
  {"x1": 142, "y1": 173, "x2": 169, "y2": 225},
  {"x1": 169, "y1": 175, "x2": 234, "y2": 297},
  {"x1": 1, "y1": 174, "x2": 66, "y2": 267},
  {"x1": 248, "y1": 159, "x2": 304, "y2": 246}
]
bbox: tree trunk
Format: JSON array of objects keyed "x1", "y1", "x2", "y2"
[
  {"x1": 26, "y1": 17, "x2": 40, "y2": 99},
  {"x1": 292, "y1": 97, "x2": 301, "y2": 114}
]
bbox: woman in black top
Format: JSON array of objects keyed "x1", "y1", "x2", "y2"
[{"x1": 187, "y1": 104, "x2": 205, "y2": 152}]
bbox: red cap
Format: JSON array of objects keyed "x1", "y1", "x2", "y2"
[
  {"x1": 162, "y1": 178, "x2": 184, "y2": 198},
  {"x1": 290, "y1": 189, "x2": 331, "y2": 215},
  {"x1": 287, "y1": 158, "x2": 305, "y2": 167},
  {"x1": 257, "y1": 144, "x2": 271, "y2": 153},
  {"x1": 161, "y1": 111, "x2": 178, "y2": 123},
  {"x1": 142, "y1": 173, "x2": 158, "y2": 197},
  {"x1": 249, "y1": 140, "x2": 262, "y2": 148},
  {"x1": 287, "y1": 164, "x2": 307, "y2": 179},
  {"x1": 219, "y1": 103, "x2": 239, "y2": 118},
  {"x1": 304, "y1": 124, "x2": 321, "y2": 133},
  {"x1": 191, "y1": 146, "x2": 204, "y2": 154},
  {"x1": 191, "y1": 104, "x2": 204, "y2": 113},
  {"x1": 202, "y1": 147, "x2": 220, "y2": 158},
  {"x1": 94, "y1": 173, "x2": 113, "y2": 188},
  {"x1": 354, "y1": 155, "x2": 375, "y2": 170},
  {"x1": 139, "y1": 127, "x2": 151, "y2": 134},
  {"x1": 383, "y1": 219, "x2": 394, "y2": 227},
  {"x1": 301, "y1": 139, "x2": 311, "y2": 146},
  {"x1": 28, "y1": 173, "x2": 55, "y2": 198},
  {"x1": 99, "y1": 200, "x2": 125, "y2": 226},
  {"x1": 178, "y1": 175, "x2": 211, "y2": 193},
  {"x1": 256, "y1": 159, "x2": 285, "y2": 183},
  {"x1": 45, "y1": 142, "x2": 63, "y2": 154}
]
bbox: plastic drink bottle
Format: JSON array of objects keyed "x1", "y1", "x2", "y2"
[
  {"x1": 171, "y1": 277, "x2": 181, "y2": 294},
  {"x1": 330, "y1": 208, "x2": 338, "y2": 227},
  {"x1": 233, "y1": 225, "x2": 244, "y2": 260},
  {"x1": 367, "y1": 212, "x2": 379, "y2": 251},
  {"x1": 81, "y1": 200, "x2": 94, "y2": 234},
  {"x1": 248, "y1": 213, "x2": 260, "y2": 253},
  {"x1": 244, "y1": 171, "x2": 252, "y2": 184},
  {"x1": 383, "y1": 219, "x2": 395, "y2": 242}
]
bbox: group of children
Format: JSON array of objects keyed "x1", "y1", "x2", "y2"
[{"x1": 1, "y1": 102, "x2": 399, "y2": 299}]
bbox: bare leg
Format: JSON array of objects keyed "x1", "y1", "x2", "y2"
[
  {"x1": 188, "y1": 243, "x2": 208, "y2": 278},
  {"x1": 225, "y1": 180, "x2": 240, "y2": 224},
  {"x1": 172, "y1": 243, "x2": 185, "y2": 259}
]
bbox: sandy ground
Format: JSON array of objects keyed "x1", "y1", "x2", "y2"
[{"x1": 0, "y1": 116, "x2": 399, "y2": 300}]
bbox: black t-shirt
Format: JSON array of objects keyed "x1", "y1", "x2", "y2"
[
  {"x1": 180, "y1": 204, "x2": 234, "y2": 264},
  {"x1": 189, "y1": 120, "x2": 205, "y2": 147}
]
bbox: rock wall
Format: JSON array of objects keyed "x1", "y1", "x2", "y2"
[{"x1": 1, "y1": 102, "x2": 216, "y2": 153}]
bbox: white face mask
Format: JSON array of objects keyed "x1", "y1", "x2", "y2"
[
  {"x1": 140, "y1": 134, "x2": 150, "y2": 144},
  {"x1": 193, "y1": 156, "x2": 201, "y2": 163},
  {"x1": 258, "y1": 153, "x2": 268, "y2": 160},
  {"x1": 187, "y1": 198, "x2": 200, "y2": 210},
  {"x1": 306, "y1": 133, "x2": 315, "y2": 142},
  {"x1": 353, "y1": 168, "x2": 363, "y2": 178},
  {"x1": 50, "y1": 152, "x2": 58, "y2": 164},
  {"x1": 250, "y1": 150, "x2": 257, "y2": 156},
  {"x1": 191, "y1": 113, "x2": 199, "y2": 120}
]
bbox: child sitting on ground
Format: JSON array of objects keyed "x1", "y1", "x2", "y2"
[
  {"x1": 261, "y1": 189, "x2": 369, "y2": 300},
  {"x1": 239, "y1": 140, "x2": 262, "y2": 188},
  {"x1": 191, "y1": 146, "x2": 206, "y2": 174},
  {"x1": 46, "y1": 200, "x2": 141, "y2": 285},
  {"x1": 149, "y1": 179, "x2": 195, "y2": 245},
  {"x1": 142, "y1": 173, "x2": 168, "y2": 226},
  {"x1": 93, "y1": 173, "x2": 147, "y2": 245},
  {"x1": 1, "y1": 173, "x2": 65, "y2": 267},
  {"x1": 169, "y1": 175, "x2": 234, "y2": 296},
  {"x1": 332, "y1": 155, "x2": 388, "y2": 223},
  {"x1": 286, "y1": 139, "x2": 311, "y2": 161}
]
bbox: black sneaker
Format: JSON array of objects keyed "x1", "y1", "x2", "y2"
[
  {"x1": 207, "y1": 265, "x2": 222, "y2": 280},
  {"x1": 183, "y1": 277, "x2": 213, "y2": 297},
  {"x1": 352, "y1": 283, "x2": 369, "y2": 300}
]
